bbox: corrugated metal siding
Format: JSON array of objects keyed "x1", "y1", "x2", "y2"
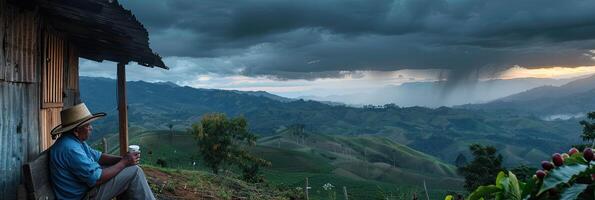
[
  {"x1": 0, "y1": 5, "x2": 38, "y2": 83},
  {"x1": 0, "y1": 82, "x2": 40, "y2": 200},
  {"x1": 0, "y1": 1, "x2": 42, "y2": 199},
  {"x1": 42, "y1": 30, "x2": 64, "y2": 108}
]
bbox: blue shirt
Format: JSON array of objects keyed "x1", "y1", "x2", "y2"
[{"x1": 49, "y1": 133, "x2": 103, "y2": 200}]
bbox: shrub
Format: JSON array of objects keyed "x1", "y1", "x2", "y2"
[{"x1": 190, "y1": 113, "x2": 270, "y2": 182}]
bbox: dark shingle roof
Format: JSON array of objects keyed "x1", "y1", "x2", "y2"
[{"x1": 37, "y1": 0, "x2": 168, "y2": 69}]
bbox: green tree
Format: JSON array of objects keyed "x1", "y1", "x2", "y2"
[
  {"x1": 238, "y1": 156, "x2": 270, "y2": 183},
  {"x1": 190, "y1": 113, "x2": 263, "y2": 174},
  {"x1": 458, "y1": 144, "x2": 504, "y2": 192},
  {"x1": 580, "y1": 111, "x2": 595, "y2": 147},
  {"x1": 509, "y1": 164, "x2": 536, "y2": 182}
]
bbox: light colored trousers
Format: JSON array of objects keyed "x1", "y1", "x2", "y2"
[{"x1": 86, "y1": 165, "x2": 156, "y2": 200}]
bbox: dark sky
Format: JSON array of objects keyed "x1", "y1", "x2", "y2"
[{"x1": 118, "y1": 0, "x2": 595, "y2": 80}]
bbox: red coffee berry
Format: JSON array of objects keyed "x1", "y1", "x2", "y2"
[
  {"x1": 536, "y1": 170, "x2": 547, "y2": 179},
  {"x1": 552, "y1": 153, "x2": 564, "y2": 166},
  {"x1": 585, "y1": 148, "x2": 594, "y2": 161},
  {"x1": 541, "y1": 161, "x2": 554, "y2": 171}
]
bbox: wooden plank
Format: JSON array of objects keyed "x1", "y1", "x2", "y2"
[
  {"x1": 48, "y1": 35, "x2": 58, "y2": 102},
  {"x1": 41, "y1": 30, "x2": 65, "y2": 108},
  {"x1": 52, "y1": 33, "x2": 56, "y2": 102},
  {"x1": 60, "y1": 39, "x2": 63, "y2": 102},
  {"x1": 22, "y1": 150, "x2": 55, "y2": 200},
  {"x1": 42, "y1": 102, "x2": 63, "y2": 108},
  {"x1": 55, "y1": 38, "x2": 58, "y2": 103},
  {"x1": 39, "y1": 107, "x2": 61, "y2": 150},
  {"x1": 39, "y1": 110, "x2": 47, "y2": 150},
  {"x1": 66, "y1": 45, "x2": 78, "y2": 90},
  {"x1": 46, "y1": 33, "x2": 52, "y2": 103},
  {"x1": 118, "y1": 62, "x2": 128, "y2": 156}
]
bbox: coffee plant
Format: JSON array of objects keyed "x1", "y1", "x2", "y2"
[{"x1": 468, "y1": 147, "x2": 595, "y2": 200}]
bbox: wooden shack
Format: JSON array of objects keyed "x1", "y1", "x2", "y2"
[{"x1": 0, "y1": 0, "x2": 167, "y2": 199}]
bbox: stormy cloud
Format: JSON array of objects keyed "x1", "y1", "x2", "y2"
[{"x1": 119, "y1": 0, "x2": 595, "y2": 79}]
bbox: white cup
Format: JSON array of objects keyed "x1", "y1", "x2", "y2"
[{"x1": 128, "y1": 145, "x2": 140, "y2": 153}]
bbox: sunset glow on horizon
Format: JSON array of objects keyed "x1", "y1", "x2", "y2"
[{"x1": 498, "y1": 65, "x2": 595, "y2": 80}]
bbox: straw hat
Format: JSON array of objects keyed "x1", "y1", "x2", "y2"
[{"x1": 50, "y1": 103, "x2": 106, "y2": 139}]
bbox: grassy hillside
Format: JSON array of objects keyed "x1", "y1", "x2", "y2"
[
  {"x1": 95, "y1": 130, "x2": 464, "y2": 199},
  {"x1": 144, "y1": 165, "x2": 297, "y2": 199},
  {"x1": 257, "y1": 132, "x2": 464, "y2": 199}
]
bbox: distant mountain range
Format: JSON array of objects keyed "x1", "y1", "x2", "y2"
[
  {"x1": 80, "y1": 76, "x2": 584, "y2": 166},
  {"x1": 460, "y1": 75, "x2": 595, "y2": 119},
  {"x1": 300, "y1": 77, "x2": 576, "y2": 107}
]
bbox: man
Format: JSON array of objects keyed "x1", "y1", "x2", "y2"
[{"x1": 49, "y1": 103, "x2": 156, "y2": 200}]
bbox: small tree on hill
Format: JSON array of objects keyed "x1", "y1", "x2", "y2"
[
  {"x1": 457, "y1": 144, "x2": 503, "y2": 192},
  {"x1": 238, "y1": 153, "x2": 270, "y2": 183},
  {"x1": 190, "y1": 113, "x2": 267, "y2": 175},
  {"x1": 580, "y1": 111, "x2": 595, "y2": 147}
]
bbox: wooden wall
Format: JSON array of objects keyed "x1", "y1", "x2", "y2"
[
  {"x1": 0, "y1": 1, "x2": 81, "y2": 198},
  {"x1": 0, "y1": 0, "x2": 38, "y2": 82},
  {"x1": 42, "y1": 30, "x2": 64, "y2": 108},
  {"x1": 39, "y1": 30, "x2": 66, "y2": 150},
  {"x1": 0, "y1": 1, "x2": 41, "y2": 199},
  {"x1": 63, "y1": 43, "x2": 80, "y2": 107}
]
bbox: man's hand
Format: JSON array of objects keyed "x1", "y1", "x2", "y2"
[
  {"x1": 121, "y1": 152, "x2": 140, "y2": 166},
  {"x1": 95, "y1": 152, "x2": 140, "y2": 186}
]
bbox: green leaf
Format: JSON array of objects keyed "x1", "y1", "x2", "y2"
[
  {"x1": 521, "y1": 177, "x2": 539, "y2": 198},
  {"x1": 468, "y1": 185, "x2": 502, "y2": 200},
  {"x1": 495, "y1": 171, "x2": 507, "y2": 189},
  {"x1": 507, "y1": 171, "x2": 522, "y2": 200},
  {"x1": 560, "y1": 184, "x2": 588, "y2": 200},
  {"x1": 565, "y1": 153, "x2": 588, "y2": 165},
  {"x1": 495, "y1": 171, "x2": 510, "y2": 200},
  {"x1": 444, "y1": 195, "x2": 454, "y2": 200},
  {"x1": 538, "y1": 164, "x2": 589, "y2": 195}
]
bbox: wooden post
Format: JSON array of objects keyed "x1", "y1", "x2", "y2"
[
  {"x1": 102, "y1": 137, "x2": 108, "y2": 153},
  {"x1": 305, "y1": 177, "x2": 309, "y2": 200},
  {"x1": 343, "y1": 186, "x2": 348, "y2": 200},
  {"x1": 364, "y1": 148, "x2": 368, "y2": 177},
  {"x1": 423, "y1": 180, "x2": 430, "y2": 200},
  {"x1": 117, "y1": 62, "x2": 128, "y2": 156}
]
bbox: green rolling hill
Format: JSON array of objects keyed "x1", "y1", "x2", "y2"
[{"x1": 95, "y1": 129, "x2": 463, "y2": 199}]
